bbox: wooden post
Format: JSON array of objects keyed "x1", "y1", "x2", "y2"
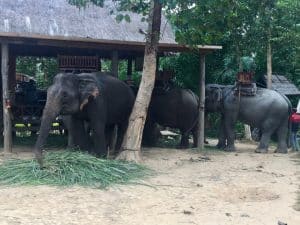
[
  {"x1": 8, "y1": 54, "x2": 16, "y2": 105},
  {"x1": 197, "y1": 53, "x2": 206, "y2": 150},
  {"x1": 1, "y1": 43, "x2": 12, "y2": 153},
  {"x1": 111, "y1": 50, "x2": 118, "y2": 77},
  {"x1": 127, "y1": 57, "x2": 133, "y2": 80}
]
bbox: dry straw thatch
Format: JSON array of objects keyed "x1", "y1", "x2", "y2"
[{"x1": 0, "y1": 0, "x2": 176, "y2": 44}]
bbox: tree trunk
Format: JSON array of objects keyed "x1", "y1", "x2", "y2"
[
  {"x1": 267, "y1": 34, "x2": 272, "y2": 89},
  {"x1": 117, "y1": 0, "x2": 162, "y2": 162}
]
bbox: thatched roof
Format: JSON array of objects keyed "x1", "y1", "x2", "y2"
[
  {"x1": 0, "y1": 0, "x2": 175, "y2": 44},
  {"x1": 262, "y1": 74, "x2": 300, "y2": 96}
]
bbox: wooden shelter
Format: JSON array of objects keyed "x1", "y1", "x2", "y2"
[
  {"x1": 261, "y1": 75, "x2": 300, "y2": 96},
  {"x1": 0, "y1": 0, "x2": 221, "y2": 152}
]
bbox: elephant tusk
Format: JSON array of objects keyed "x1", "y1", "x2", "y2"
[{"x1": 80, "y1": 98, "x2": 89, "y2": 111}]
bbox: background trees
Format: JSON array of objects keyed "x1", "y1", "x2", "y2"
[{"x1": 164, "y1": 0, "x2": 300, "y2": 91}]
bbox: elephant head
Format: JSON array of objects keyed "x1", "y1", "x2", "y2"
[
  {"x1": 34, "y1": 73, "x2": 99, "y2": 166},
  {"x1": 205, "y1": 84, "x2": 224, "y2": 113}
]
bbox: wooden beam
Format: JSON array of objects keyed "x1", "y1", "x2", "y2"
[
  {"x1": 111, "y1": 50, "x2": 118, "y2": 77},
  {"x1": 0, "y1": 35, "x2": 222, "y2": 54},
  {"x1": 1, "y1": 43, "x2": 12, "y2": 153},
  {"x1": 197, "y1": 53, "x2": 206, "y2": 150}
]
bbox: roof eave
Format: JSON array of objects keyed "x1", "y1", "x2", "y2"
[{"x1": 0, "y1": 32, "x2": 222, "y2": 53}]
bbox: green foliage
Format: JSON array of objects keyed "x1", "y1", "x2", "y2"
[
  {"x1": 160, "y1": 53, "x2": 199, "y2": 93},
  {"x1": 0, "y1": 150, "x2": 151, "y2": 188},
  {"x1": 164, "y1": 0, "x2": 300, "y2": 89},
  {"x1": 240, "y1": 56, "x2": 256, "y2": 72},
  {"x1": 117, "y1": 60, "x2": 142, "y2": 85}
]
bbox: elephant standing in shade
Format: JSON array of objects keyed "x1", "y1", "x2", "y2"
[
  {"x1": 34, "y1": 72, "x2": 135, "y2": 166},
  {"x1": 205, "y1": 84, "x2": 291, "y2": 153},
  {"x1": 146, "y1": 88, "x2": 199, "y2": 148}
]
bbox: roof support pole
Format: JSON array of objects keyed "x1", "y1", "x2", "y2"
[
  {"x1": 8, "y1": 53, "x2": 16, "y2": 104},
  {"x1": 1, "y1": 43, "x2": 12, "y2": 153},
  {"x1": 127, "y1": 57, "x2": 133, "y2": 80},
  {"x1": 111, "y1": 50, "x2": 119, "y2": 77},
  {"x1": 197, "y1": 52, "x2": 206, "y2": 150}
]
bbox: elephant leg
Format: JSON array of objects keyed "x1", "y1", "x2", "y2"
[
  {"x1": 216, "y1": 114, "x2": 226, "y2": 149},
  {"x1": 275, "y1": 119, "x2": 288, "y2": 153},
  {"x1": 179, "y1": 130, "x2": 189, "y2": 149},
  {"x1": 105, "y1": 125, "x2": 114, "y2": 151},
  {"x1": 90, "y1": 120, "x2": 107, "y2": 157},
  {"x1": 142, "y1": 120, "x2": 160, "y2": 147},
  {"x1": 67, "y1": 132, "x2": 75, "y2": 148},
  {"x1": 256, "y1": 118, "x2": 279, "y2": 153},
  {"x1": 223, "y1": 115, "x2": 236, "y2": 152},
  {"x1": 62, "y1": 116, "x2": 75, "y2": 148},
  {"x1": 69, "y1": 117, "x2": 91, "y2": 151},
  {"x1": 255, "y1": 131, "x2": 272, "y2": 153},
  {"x1": 115, "y1": 122, "x2": 127, "y2": 153},
  {"x1": 192, "y1": 124, "x2": 198, "y2": 148}
]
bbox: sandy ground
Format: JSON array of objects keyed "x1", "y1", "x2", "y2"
[{"x1": 0, "y1": 139, "x2": 299, "y2": 225}]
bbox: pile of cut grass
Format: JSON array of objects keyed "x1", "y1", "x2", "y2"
[{"x1": 0, "y1": 150, "x2": 150, "y2": 188}]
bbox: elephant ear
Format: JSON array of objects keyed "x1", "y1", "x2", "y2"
[{"x1": 78, "y1": 76, "x2": 100, "y2": 111}]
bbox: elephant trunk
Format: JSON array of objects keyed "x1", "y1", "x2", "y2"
[{"x1": 34, "y1": 90, "x2": 61, "y2": 167}]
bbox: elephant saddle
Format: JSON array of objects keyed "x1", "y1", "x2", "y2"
[{"x1": 234, "y1": 83, "x2": 257, "y2": 96}]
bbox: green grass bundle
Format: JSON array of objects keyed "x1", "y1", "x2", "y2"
[{"x1": 0, "y1": 151, "x2": 151, "y2": 188}]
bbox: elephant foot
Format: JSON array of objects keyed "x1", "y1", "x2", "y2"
[
  {"x1": 224, "y1": 146, "x2": 236, "y2": 152},
  {"x1": 177, "y1": 145, "x2": 188, "y2": 149},
  {"x1": 274, "y1": 148, "x2": 288, "y2": 154},
  {"x1": 255, "y1": 148, "x2": 268, "y2": 154},
  {"x1": 216, "y1": 143, "x2": 226, "y2": 149}
]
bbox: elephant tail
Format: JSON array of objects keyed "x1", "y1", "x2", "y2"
[{"x1": 182, "y1": 89, "x2": 199, "y2": 137}]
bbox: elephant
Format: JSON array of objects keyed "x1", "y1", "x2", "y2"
[
  {"x1": 34, "y1": 72, "x2": 135, "y2": 166},
  {"x1": 146, "y1": 87, "x2": 199, "y2": 148},
  {"x1": 205, "y1": 84, "x2": 291, "y2": 153}
]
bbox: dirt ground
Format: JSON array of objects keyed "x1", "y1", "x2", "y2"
[{"x1": 0, "y1": 139, "x2": 299, "y2": 225}]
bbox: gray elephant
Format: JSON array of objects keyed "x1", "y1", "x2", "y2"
[
  {"x1": 205, "y1": 84, "x2": 291, "y2": 153},
  {"x1": 147, "y1": 87, "x2": 199, "y2": 148},
  {"x1": 34, "y1": 72, "x2": 135, "y2": 166}
]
